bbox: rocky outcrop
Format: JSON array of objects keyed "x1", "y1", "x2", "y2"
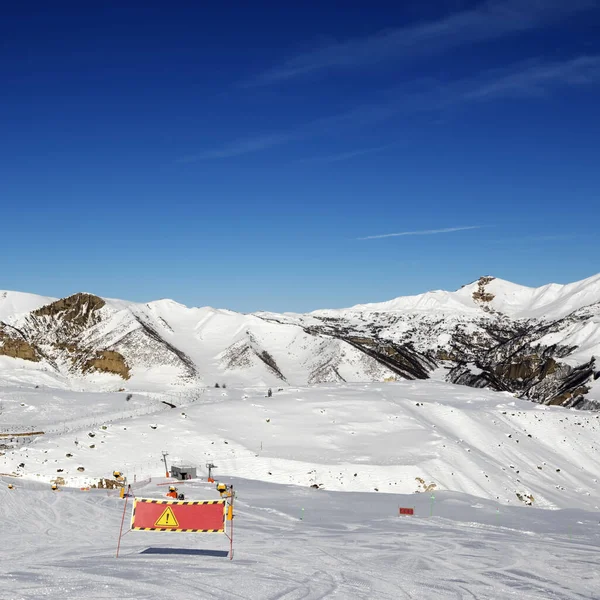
[
  {"x1": 1, "y1": 293, "x2": 133, "y2": 380},
  {"x1": 32, "y1": 293, "x2": 105, "y2": 327},
  {"x1": 221, "y1": 337, "x2": 287, "y2": 381},
  {"x1": 472, "y1": 276, "x2": 496, "y2": 304},
  {"x1": 343, "y1": 338, "x2": 436, "y2": 380},
  {"x1": 83, "y1": 350, "x2": 131, "y2": 380},
  {"x1": 0, "y1": 328, "x2": 40, "y2": 362}
]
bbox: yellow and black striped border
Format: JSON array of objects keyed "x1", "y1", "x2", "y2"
[
  {"x1": 130, "y1": 497, "x2": 226, "y2": 533},
  {"x1": 132, "y1": 527, "x2": 223, "y2": 533},
  {"x1": 136, "y1": 498, "x2": 225, "y2": 506}
]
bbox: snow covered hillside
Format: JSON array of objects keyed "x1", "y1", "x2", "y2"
[
  {"x1": 1, "y1": 272, "x2": 599, "y2": 407},
  {"x1": 3, "y1": 380, "x2": 600, "y2": 511},
  {"x1": 342, "y1": 273, "x2": 600, "y2": 320}
]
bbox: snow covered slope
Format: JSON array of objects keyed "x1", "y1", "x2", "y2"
[
  {"x1": 0, "y1": 293, "x2": 413, "y2": 390},
  {"x1": 3, "y1": 380, "x2": 600, "y2": 511},
  {"x1": 0, "y1": 290, "x2": 56, "y2": 320},
  {"x1": 307, "y1": 275, "x2": 600, "y2": 408},
  {"x1": 340, "y1": 273, "x2": 600, "y2": 320},
  {"x1": 2, "y1": 475, "x2": 599, "y2": 599},
  {"x1": 1, "y1": 273, "x2": 599, "y2": 408}
]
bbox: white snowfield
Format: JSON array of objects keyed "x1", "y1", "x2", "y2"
[
  {"x1": 2, "y1": 381, "x2": 600, "y2": 598},
  {"x1": 0, "y1": 290, "x2": 57, "y2": 320},
  {"x1": 3, "y1": 380, "x2": 600, "y2": 511},
  {"x1": 1, "y1": 475, "x2": 599, "y2": 599},
  {"x1": 1, "y1": 276, "x2": 600, "y2": 598}
]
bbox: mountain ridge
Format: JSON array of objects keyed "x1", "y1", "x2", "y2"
[{"x1": 1, "y1": 273, "x2": 599, "y2": 409}]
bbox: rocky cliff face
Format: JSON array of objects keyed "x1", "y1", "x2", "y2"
[{"x1": 0, "y1": 293, "x2": 131, "y2": 379}]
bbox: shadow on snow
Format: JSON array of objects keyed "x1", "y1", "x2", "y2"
[{"x1": 140, "y1": 547, "x2": 229, "y2": 557}]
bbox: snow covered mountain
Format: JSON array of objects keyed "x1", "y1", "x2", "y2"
[{"x1": 1, "y1": 274, "x2": 599, "y2": 408}]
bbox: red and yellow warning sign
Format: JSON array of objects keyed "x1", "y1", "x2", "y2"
[
  {"x1": 131, "y1": 498, "x2": 226, "y2": 533},
  {"x1": 154, "y1": 506, "x2": 179, "y2": 527}
]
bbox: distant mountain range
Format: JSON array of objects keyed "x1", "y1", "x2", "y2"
[{"x1": 1, "y1": 274, "x2": 599, "y2": 408}]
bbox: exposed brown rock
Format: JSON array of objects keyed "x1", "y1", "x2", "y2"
[
  {"x1": 548, "y1": 386, "x2": 590, "y2": 406},
  {"x1": 83, "y1": 350, "x2": 131, "y2": 380},
  {"x1": 495, "y1": 355, "x2": 541, "y2": 380},
  {"x1": 493, "y1": 355, "x2": 560, "y2": 382},
  {"x1": 473, "y1": 276, "x2": 496, "y2": 304},
  {"x1": 33, "y1": 293, "x2": 105, "y2": 327},
  {"x1": 91, "y1": 478, "x2": 124, "y2": 489},
  {"x1": 436, "y1": 349, "x2": 457, "y2": 361},
  {"x1": 0, "y1": 330, "x2": 40, "y2": 362}
]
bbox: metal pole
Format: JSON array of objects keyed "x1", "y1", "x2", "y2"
[
  {"x1": 229, "y1": 486, "x2": 234, "y2": 560},
  {"x1": 115, "y1": 485, "x2": 131, "y2": 558},
  {"x1": 162, "y1": 451, "x2": 169, "y2": 478}
]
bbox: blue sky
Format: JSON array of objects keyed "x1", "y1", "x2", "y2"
[{"x1": 1, "y1": 1, "x2": 599, "y2": 312}]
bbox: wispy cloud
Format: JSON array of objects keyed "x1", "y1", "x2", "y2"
[
  {"x1": 358, "y1": 226, "x2": 482, "y2": 241},
  {"x1": 251, "y1": 0, "x2": 595, "y2": 84},
  {"x1": 177, "y1": 133, "x2": 299, "y2": 162},
  {"x1": 177, "y1": 104, "x2": 397, "y2": 163},
  {"x1": 463, "y1": 55, "x2": 600, "y2": 100},
  {"x1": 179, "y1": 54, "x2": 600, "y2": 162},
  {"x1": 394, "y1": 55, "x2": 600, "y2": 109},
  {"x1": 297, "y1": 144, "x2": 396, "y2": 164}
]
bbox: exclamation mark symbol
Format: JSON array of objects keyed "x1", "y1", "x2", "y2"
[{"x1": 166, "y1": 513, "x2": 170, "y2": 524}]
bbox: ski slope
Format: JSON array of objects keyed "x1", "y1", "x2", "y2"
[
  {"x1": 1, "y1": 475, "x2": 599, "y2": 599},
  {"x1": 2, "y1": 375, "x2": 600, "y2": 598}
]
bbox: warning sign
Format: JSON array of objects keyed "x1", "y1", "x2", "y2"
[
  {"x1": 155, "y1": 506, "x2": 179, "y2": 528},
  {"x1": 131, "y1": 498, "x2": 226, "y2": 532}
]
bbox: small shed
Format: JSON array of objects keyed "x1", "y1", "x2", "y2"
[{"x1": 171, "y1": 465, "x2": 197, "y2": 480}]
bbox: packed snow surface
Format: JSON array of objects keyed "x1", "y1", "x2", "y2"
[
  {"x1": 1, "y1": 476, "x2": 599, "y2": 599},
  {"x1": 2, "y1": 376, "x2": 600, "y2": 598}
]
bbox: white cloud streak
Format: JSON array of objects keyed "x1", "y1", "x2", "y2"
[
  {"x1": 297, "y1": 144, "x2": 396, "y2": 164},
  {"x1": 179, "y1": 54, "x2": 600, "y2": 162},
  {"x1": 463, "y1": 55, "x2": 600, "y2": 100},
  {"x1": 177, "y1": 133, "x2": 300, "y2": 162},
  {"x1": 252, "y1": 0, "x2": 596, "y2": 84},
  {"x1": 358, "y1": 226, "x2": 482, "y2": 241}
]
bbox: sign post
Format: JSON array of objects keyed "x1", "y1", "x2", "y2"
[
  {"x1": 227, "y1": 486, "x2": 235, "y2": 560},
  {"x1": 115, "y1": 485, "x2": 132, "y2": 558}
]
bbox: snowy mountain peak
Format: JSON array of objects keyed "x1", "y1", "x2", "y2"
[{"x1": 340, "y1": 273, "x2": 600, "y2": 321}]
